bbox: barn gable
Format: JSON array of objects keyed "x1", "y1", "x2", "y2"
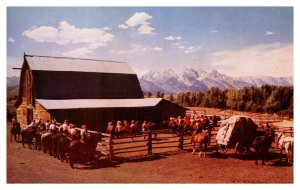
[{"x1": 22, "y1": 55, "x2": 144, "y2": 100}]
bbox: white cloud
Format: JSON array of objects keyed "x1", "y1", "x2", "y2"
[
  {"x1": 165, "y1": 36, "x2": 182, "y2": 41},
  {"x1": 22, "y1": 21, "x2": 114, "y2": 49},
  {"x1": 265, "y1": 31, "x2": 275, "y2": 36},
  {"x1": 61, "y1": 47, "x2": 93, "y2": 58},
  {"x1": 210, "y1": 30, "x2": 219, "y2": 33},
  {"x1": 138, "y1": 24, "x2": 155, "y2": 35},
  {"x1": 118, "y1": 50, "x2": 128, "y2": 54},
  {"x1": 101, "y1": 27, "x2": 111, "y2": 31},
  {"x1": 118, "y1": 24, "x2": 128, "y2": 29},
  {"x1": 172, "y1": 43, "x2": 181, "y2": 46},
  {"x1": 152, "y1": 47, "x2": 163, "y2": 51},
  {"x1": 119, "y1": 12, "x2": 155, "y2": 35},
  {"x1": 210, "y1": 43, "x2": 293, "y2": 77},
  {"x1": 125, "y1": 12, "x2": 152, "y2": 27},
  {"x1": 8, "y1": 37, "x2": 15, "y2": 43},
  {"x1": 23, "y1": 26, "x2": 59, "y2": 43},
  {"x1": 184, "y1": 46, "x2": 196, "y2": 54}
]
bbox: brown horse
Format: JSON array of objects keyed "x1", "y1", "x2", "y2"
[
  {"x1": 21, "y1": 126, "x2": 37, "y2": 149},
  {"x1": 69, "y1": 133, "x2": 101, "y2": 168},
  {"x1": 253, "y1": 128, "x2": 274, "y2": 165},
  {"x1": 10, "y1": 122, "x2": 21, "y2": 142},
  {"x1": 191, "y1": 132, "x2": 209, "y2": 157}
]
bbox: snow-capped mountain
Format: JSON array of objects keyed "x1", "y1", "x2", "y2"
[
  {"x1": 7, "y1": 71, "x2": 293, "y2": 96},
  {"x1": 236, "y1": 76, "x2": 294, "y2": 87},
  {"x1": 181, "y1": 67, "x2": 209, "y2": 92},
  {"x1": 139, "y1": 68, "x2": 293, "y2": 94},
  {"x1": 140, "y1": 70, "x2": 189, "y2": 94}
]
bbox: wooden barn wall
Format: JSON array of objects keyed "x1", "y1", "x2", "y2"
[
  {"x1": 15, "y1": 62, "x2": 42, "y2": 126},
  {"x1": 16, "y1": 101, "x2": 51, "y2": 127}
]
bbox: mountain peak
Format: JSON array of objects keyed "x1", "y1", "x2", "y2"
[{"x1": 183, "y1": 66, "x2": 199, "y2": 78}]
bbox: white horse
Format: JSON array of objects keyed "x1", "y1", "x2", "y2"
[{"x1": 275, "y1": 131, "x2": 293, "y2": 165}]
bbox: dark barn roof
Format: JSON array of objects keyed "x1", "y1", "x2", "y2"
[{"x1": 25, "y1": 55, "x2": 144, "y2": 99}]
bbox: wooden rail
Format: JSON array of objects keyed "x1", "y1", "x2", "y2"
[{"x1": 92, "y1": 128, "x2": 224, "y2": 162}]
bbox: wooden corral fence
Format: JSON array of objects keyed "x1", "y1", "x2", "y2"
[
  {"x1": 276, "y1": 126, "x2": 294, "y2": 137},
  {"x1": 82, "y1": 128, "x2": 192, "y2": 161}
]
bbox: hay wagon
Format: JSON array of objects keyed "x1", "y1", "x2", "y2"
[{"x1": 215, "y1": 115, "x2": 258, "y2": 154}]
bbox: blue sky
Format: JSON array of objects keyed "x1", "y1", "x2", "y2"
[{"x1": 7, "y1": 7, "x2": 293, "y2": 77}]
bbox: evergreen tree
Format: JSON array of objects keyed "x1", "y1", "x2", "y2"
[
  {"x1": 169, "y1": 93, "x2": 174, "y2": 102},
  {"x1": 156, "y1": 91, "x2": 161, "y2": 98},
  {"x1": 147, "y1": 92, "x2": 152, "y2": 98}
]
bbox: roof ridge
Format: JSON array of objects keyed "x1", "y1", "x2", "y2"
[{"x1": 25, "y1": 54, "x2": 126, "y2": 64}]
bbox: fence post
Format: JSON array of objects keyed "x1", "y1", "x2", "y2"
[
  {"x1": 109, "y1": 134, "x2": 113, "y2": 161},
  {"x1": 147, "y1": 131, "x2": 152, "y2": 155},
  {"x1": 178, "y1": 131, "x2": 184, "y2": 150}
]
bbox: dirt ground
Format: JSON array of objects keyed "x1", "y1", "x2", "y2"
[{"x1": 7, "y1": 124, "x2": 293, "y2": 184}]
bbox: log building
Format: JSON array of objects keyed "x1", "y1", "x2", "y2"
[{"x1": 15, "y1": 54, "x2": 186, "y2": 131}]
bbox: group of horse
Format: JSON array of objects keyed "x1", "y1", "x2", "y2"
[
  {"x1": 190, "y1": 124, "x2": 294, "y2": 166},
  {"x1": 10, "y1": 121, "x2": 101, "y2": 168},
  {"x1": 10, "y1": 117, "x2": 293, "y2": 168}
]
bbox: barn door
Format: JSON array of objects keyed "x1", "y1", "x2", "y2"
[{"x1": 27, "y1": 108, "x2": 33, "y2": 125}]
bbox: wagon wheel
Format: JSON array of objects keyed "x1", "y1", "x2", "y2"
[
  {"x1": 235, "y1": 142, "x2": 248, "y2": 155},
  {"x1": 221, "y1": 145, "x2": 228, "y2": 153},
  {"x1": 216, "y1": 144, "x2": 228, "y2": 154},
  {"x1": 235, "y1": 142, "x2": 241, "y2": 155}
]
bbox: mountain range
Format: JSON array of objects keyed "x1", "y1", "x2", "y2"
[
  {"x1": 139, "y1": 67, "x2": 293, "y2": 94},
  {"x1": 7, "y1": 67, "x2": 293, "y2": 97}
]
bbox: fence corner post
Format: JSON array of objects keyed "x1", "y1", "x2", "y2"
[
  {"x1": 148, "y1": 131, "x2": 152, "y2": 155},
  {"x1": 109, "y1": 134, "x2": 113, "y2": 162},
  {"x1": 179, "y1": 131, "x2": 184, "y2": 150}
]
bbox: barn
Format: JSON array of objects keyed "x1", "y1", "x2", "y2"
[{"x1": 15, "y1": 54, "x2": 186, "y2": 131}]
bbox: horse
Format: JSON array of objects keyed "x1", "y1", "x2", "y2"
[
  {"x1": 274, "y1": 131, "x2": 293, "y2": 165},
  {"x1": 21, "y1": 126, "x2": 38, "y2": 149},
  {"x1": 56, "y1": 133, "x2": 71, "y2": 162},
  {"x1": 253, "y1": 128, "x2": 274, "y2": 165},
  {"x1": 41, "y1": 132, "x2": 53, "y2": 155},
  {"x1": 10, "y1": 122, "x2": 21, "y2": 142},
  {"x1": 190, "y1": 131, "x2": 209, "y2": 157},
  {"x1": 35, "y1": 124, "x2": 47, "y2": 150},
  {"x1": 69, "y1": 133, "x2": 101, "y2": 168},
  {"x1": 52, "y1": 132, "x2": 66, "y2": 159}
]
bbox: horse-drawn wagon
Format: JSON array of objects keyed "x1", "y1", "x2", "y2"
[{"x1": 215, "y1": 115, "x2": 258, "y2": 154}]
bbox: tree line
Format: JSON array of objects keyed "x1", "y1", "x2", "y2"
[{"x1": 167, "y1": 85, "x2": 293, "y2": 115}]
